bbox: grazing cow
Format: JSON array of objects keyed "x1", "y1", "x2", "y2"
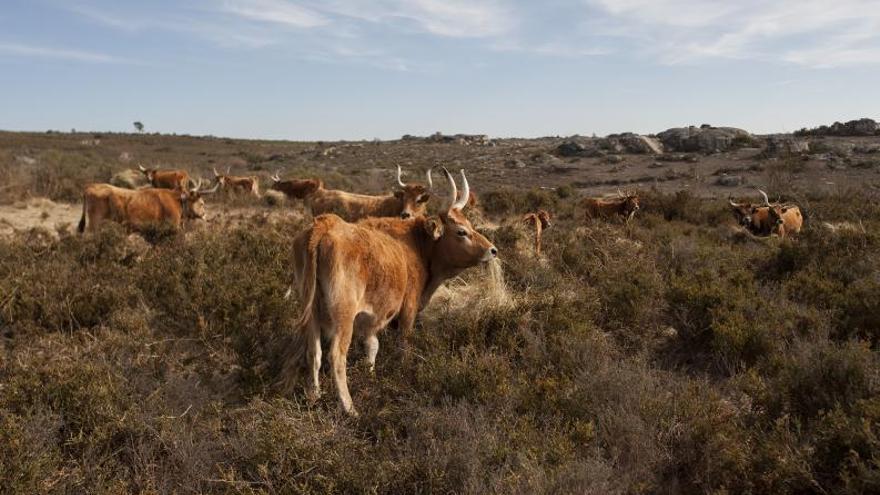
[
  {"x1": 138, "y1": 164, "x2": 191, "y2": 191},
  {"x1": 77, "y1": 179, "x2": 219, "y2": 234},
  {"x1": 758, "y1": 189, "x2": 804, "y2": 239},
  {"x1": 522, "y1": 209, "x2": 552, "y2": 256},
  {"x1": 583, "y1": 190, "x2": 640, "y2": 223},
  {"x1": 270, "y1": 165, "x2": 433, "y2": 221},
  {"x1": 281, "y1": 168, "x2": 497, "y2": 416},
  {"x1": 213, "y1": 167, "x2": 260, "y2": 196}
]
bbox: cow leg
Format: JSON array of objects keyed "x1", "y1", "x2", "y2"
[
  {"x1": 363, "y1": 333, "x2": 379, "y2": 374},
  {"x1": 329, "y1": 318, "x2": 357, "y2": 416},
  {"x1": 305, "y1": 317, "x2": 322, "y2": 400}
]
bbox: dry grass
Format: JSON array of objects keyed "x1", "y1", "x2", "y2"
[{"x1": 2, "y1": 133, "x2": 880, "y2": 494}]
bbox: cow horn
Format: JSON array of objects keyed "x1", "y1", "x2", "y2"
[
  {"x1": 728, "y1": 197, "x2": 739, "y2": 207},
  {"x1": 442, "y1": 167, "x2": 457, "y2": 209},
  {"x1": 757, "y1": 189, "x2": 770, "y2": 206},
  {"x1": 213, "y1": 167, "x2": 220, "y2": 177},
  {"x1": 396, "y1": 165, "x2": 406, "y2": 187},
  {"x1": 426, "y1": 167, "x2": 434, "y2": 190},
  {"x1": 271, "y1": 170, "x2": 281, "y2": 182},
  {"x1": 201, "y1": 181, "x2": 221, "y2": 195},
  {"x1": 226, "y1": 166, "x2": 231, "y2": 176},
  {"x1": 617, "y1": 187, "x2": 624, "y2": 198},
  {"x1": 452, "y1": 169, "x2": 470, "y2": 210},
  {"x1": 190, "y1": 178, "x2": 203, "y2": 192},
  {"x1": 138, "y1": 164, "x2": 146, "y2": 172}
]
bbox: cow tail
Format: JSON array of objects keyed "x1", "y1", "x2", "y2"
[
  {"x1": 77, "y1": 194, "x2": 87, "y2": 234},
  {"x1": 278, "y1": 225, "x2": 322, "y2": 395}
]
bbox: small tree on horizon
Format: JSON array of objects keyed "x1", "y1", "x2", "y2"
[{"x1": 133, "y1": 121, "x2": 144, "y2": 133}]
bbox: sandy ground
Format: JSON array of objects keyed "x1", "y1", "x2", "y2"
[
  {"x1": 0, "y1": 198, "x2": 81, "y2": 237},
  {"x1": 0, "y1": 197, "x2": 307, "y2": 239}
]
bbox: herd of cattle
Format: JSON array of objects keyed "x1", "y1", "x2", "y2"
[{"x1": 73, "y1": 164, "x2": 804, "y2": 415}]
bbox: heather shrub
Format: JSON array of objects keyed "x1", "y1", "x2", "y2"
[{"x1": 1, "y1": 185, "x2": 879, "y2": 494}]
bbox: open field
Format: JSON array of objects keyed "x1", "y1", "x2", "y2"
[{"x1": 1, "y1": 130, "x2": 880, "y2": 493}]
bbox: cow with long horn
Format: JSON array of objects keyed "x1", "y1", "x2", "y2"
[
  {"x1": 582, "y1": 189, "x2": 640, "y2": 223},
  {"x1": 138, "y1": 164, "x2": 192, "y2": 191},
  {"x1": 78, "y1": 178, "x2": 219, "y2": 234},
  {"x1": 758, "y1": 189, "x2": 804, "y2": 239},
  {"x1": 213, "y1": 166, "x2": 261, "y2": 197},
  {"x1": 280, "y1": 168, "x2": 497, "y2": 416},
  {"x1": 270, "y1": 166, "x2": 434, "y2": 221}
]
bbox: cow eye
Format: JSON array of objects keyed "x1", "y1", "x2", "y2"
[{"x1": 457, "y1": 228, "x2": 468, "y2": 237}]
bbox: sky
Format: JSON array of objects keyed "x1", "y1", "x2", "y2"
[{"x1": 1, "y1": 0, "x2": 879, "y2": 140}]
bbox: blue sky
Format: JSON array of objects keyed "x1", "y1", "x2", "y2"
[{"x1": 1, "y1": 0, "x2": 879, "y2": 140}]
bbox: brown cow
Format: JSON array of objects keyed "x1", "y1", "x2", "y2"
[
  {"x1": 138, "y1": 164, "x2": 191, "y2": 191},
  {"x1": 270, "y1": 165, "x2": 433, "y2": 221},
  {"x1": 213, "y1": 167, "x2": 260, "y2": 196},
  {"x1": 77, "y1": 179, "x2": 219, "y2": 234},
  {"x1": 583, "y1": 190, "x2": 640, "y2": 223},
  {"x1": 522, "y1": 209, "x2": 552, "y2": 256},
  {"x1": 728, "y1": 198, "x2": 770, "y2": 232},
  {"x1": 281, "y1": 168, "x2": 496, "y2": 416},
  {"x1": 758, "y1": 190, "x2": 804, "y2": 239}
]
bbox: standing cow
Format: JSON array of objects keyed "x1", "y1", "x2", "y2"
[
  {"x1": 583, "y1": 190, "x2": 640, "y2": 223},
  {"x1": 213, "y1": 167, "x2": 261, "y2": 197},
  {"x1": 270, "y1": 165, "x2": 433, "y2": 221},
  {"x1": 522, "y1": 209, "x2": 552, "y2": 256},
  {"x1": 78, "y1": 179, "x2": 219, "y2": 234},
  {"x1": 281, "y1": 168, "x2": 497, "y2": 416},
  {"x1": 138, "y1": 164, "x2": 191, "y2": 191}
]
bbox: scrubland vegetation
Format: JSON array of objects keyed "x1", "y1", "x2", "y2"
[
  {"x1": 2, "y1": 189, "x2": 878, "y2": 493},
  {"x1": 1, "y1": 132, "x2": 879, "y2": 493}
]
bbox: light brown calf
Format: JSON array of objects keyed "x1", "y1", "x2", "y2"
[
  {"x1": 522, "y1": 209, "x2": 552, "y2": 256},
  {"x1": 213, "y1": 167, "x2": 260, "y2": 196}
]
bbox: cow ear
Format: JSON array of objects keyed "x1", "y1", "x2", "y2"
[
  {"x1": 781, "y1": 207, "x2": 790, "y2": 213},
  {"x1": 417, "y1": 193, "x2": 430, "y2": 204},
  {"x1": 424, "y1": 218, "x2": 443, "y2": 240},
  {"x1": 393, "y1": 190, "x2": 404, "y2": 199}
]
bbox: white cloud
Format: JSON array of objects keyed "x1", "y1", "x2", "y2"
[
  {"x1": 220, "y1": 0, "x2": 328, "y2": 28},
  {"x1": 296, "y1": 0, "x2": 516, "y2": 38},
  {"x1": 0, "y1": 42, "x2": 127, "y2": 63},
  {"x1": 585, "y1": 0, "x2": 880, "y2": 67}
]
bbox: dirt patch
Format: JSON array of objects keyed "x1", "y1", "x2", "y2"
[{"x1": 0, "y1": 198, "x2": 81, "y2": 237}]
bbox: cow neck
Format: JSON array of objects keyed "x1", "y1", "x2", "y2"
[{"x1": 178, "y1": 193, "x2": 193, "y2": 219}]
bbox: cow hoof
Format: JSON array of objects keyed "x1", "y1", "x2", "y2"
[{"x1": 306, "y1": 389, "x2": 321, "y2": 403}]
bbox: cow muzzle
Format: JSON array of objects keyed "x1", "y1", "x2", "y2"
[
  {"x1": 400, "y1": 211, "x2": 412, "y2": 220},
  {"x1": 482, "y1": 246, "x2": 498, "y2": 262}
]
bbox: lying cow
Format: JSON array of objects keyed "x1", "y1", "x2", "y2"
[
  {"x1": 758, "y1": 189, "x2": 803, "y2": 239},
  {"x1": 728, "y1": 197, "x2": 769, "y2": 231},
  {"x1": 522, "y1": 209, "x2": 552, "y2": 256},
  {"x1": 77, "y1": 179, "x2": 219, "y2": 234},
  {"x1": 138, "y1": 164, "x2": 191, "y2": 191},
  {"x1": 583, "y1": 190, "x2": 640, "y2": 223},
  {"x1": 213, "y1": 167, "x2": 260, "y2": 196},
  {"x1": 730, "y1": 190, "x2": 803, "y2": 239},
  {"x1": 281, "y1": 168, "x2": 497, "y2": 416},
  {"x1": 270, "y1": 165, "x2": 433, "y2": 221}
]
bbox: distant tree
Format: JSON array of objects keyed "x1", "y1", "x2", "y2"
[{"x1": 133, "y1": 121, "x2": 144, "y2": 133}]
